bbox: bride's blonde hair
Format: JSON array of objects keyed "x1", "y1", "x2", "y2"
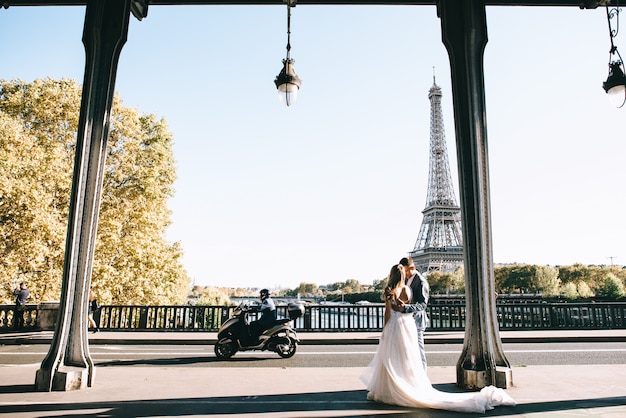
[{"x1": 385, "y1": 264, "x2": 405, "y2": 294}]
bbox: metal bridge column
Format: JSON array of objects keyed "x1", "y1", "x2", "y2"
[
  {"x1": 437, "y1": 0, "x2": 512, "y2": 389},
  {"x1": 35, "y1": 0, "x2": 132, "y2": 391}
]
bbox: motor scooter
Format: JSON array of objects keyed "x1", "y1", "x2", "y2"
[{"x1": 214, "y1": 302, "x2": 305, "y2": 359}]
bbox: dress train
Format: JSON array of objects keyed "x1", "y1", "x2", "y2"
[{"x1": 360, "y1": 311, "x2": 516, "y2": 413}]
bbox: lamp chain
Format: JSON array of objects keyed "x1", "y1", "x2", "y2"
[
  {"x1": 286, "y1": 4, "x2": 292, "y2": 60},
  {"x1": 607, "y1": 1, "x2": 623, "y2": 62}
]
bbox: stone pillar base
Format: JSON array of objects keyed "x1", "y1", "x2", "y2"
[
  {"x1": 35, "y1": 366, "x2": 93, "y2": 391},
  {"x1": 457, "y1": 366, "x2": 513, "y2": 389},
  {"x1": 494, "y1": 367, "x2": 513, "y2": 389}
]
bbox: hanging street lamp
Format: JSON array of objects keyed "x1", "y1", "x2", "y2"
[
  {"x1": 602, "y1": 2, "x2": 626, "y2": 108},
  {"x1": 274, "y1": 0, "x2": 302, "y2": 107}
]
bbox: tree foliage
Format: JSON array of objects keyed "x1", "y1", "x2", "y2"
[
  {"x1": 293, "y1": 282, "x2": 319, "y2": 296},
  {"x1": 561, "y1": 282, "x2": 579, "y2": 300},
  {"x1": 0, "y1": 78, "x2": 189, "y2": 305},
  {"x1": 558, "y1": 264, "x2": 593, "y2": 286},
  {"x1": 499, "y1": 265, "x2": 562, "y2": 296},
  {"x1": 495, "y1": 264, "x2": 561, "y2": 296},
  {"x1": 371, "y1": 278, "x2": 386, "y2": 291},
  {"x1": 597, "y1": 274, "x2": 625, "y2": 299},
  {"x1": 326, "y1": 279, "x2": 365, "y2": 294},
  {"x1": 530, "y1": 265, "x2": 561, "y2": 297},
  {"x1": 276, "y1": 263, "x2": 626, "y2": 302},
  {"x1": 196, "y1": 287, "x2": 232, "y2": 306},
  {"x1": 428, "y1": 266, "x2": 465, "y2": 294}
]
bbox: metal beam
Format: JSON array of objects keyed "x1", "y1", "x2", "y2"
[
  {"x1": 34, "y1": 0, "x2": 131, "y2": 391},
  {"x1": 0, "y1": 0, "x2": 608, "y2": 8},
  {"x1": 438, "y1": 0, "x2": 512, "y2": 389}
]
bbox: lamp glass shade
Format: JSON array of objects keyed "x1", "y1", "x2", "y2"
[
  {"x1": 277, "y1": 84, "x2": 300, "y2": 107},
  {"x1": 607, "y1": 84, "x2": 626, "y2": 108},
  {"x1": 274, "y1": 58, "x2": 302, "y2": 107},
  {"x1": 603, "y1": 61, "x2": 626, "y2": 107}
]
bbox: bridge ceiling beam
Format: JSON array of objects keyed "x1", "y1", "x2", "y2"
[{"x1": 1, "y1": 0, "x2": 608, "y2": 7}]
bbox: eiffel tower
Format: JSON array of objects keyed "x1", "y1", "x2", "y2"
[{"x1": 409, "y1": 76, "x2": 464, "y2": 274}]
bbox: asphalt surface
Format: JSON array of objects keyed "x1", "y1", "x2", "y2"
[
  {"x1": 3, "y1": 328, "x2": 626, "y2": 345},
  {"x1": 0, "y1": 329, "x2": 625, "y2": 417}
]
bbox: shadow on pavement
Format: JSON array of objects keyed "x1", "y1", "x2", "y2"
[
  {"x1": 0, "y1": 389, "x2": 624, "y2": 417},
  {"x1": 0, "y1": 384, "x2": 37, "y2": 394},
  {"x1": 484, "y1": 396, "x2": 626, "y2": 417},
  {"x1": 0, "y1": 390, "x2": 454, "y2": 417},
  {"x1": 95, "y1": 356, "x2": 281, "y2": 367},
  {"x1": 95, "y1": 357, "x2": 224, "y2": 367}
]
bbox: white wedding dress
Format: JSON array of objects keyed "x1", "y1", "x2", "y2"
[{"x1": 360, "y1": 293, "x2": 516, "y2": 413}]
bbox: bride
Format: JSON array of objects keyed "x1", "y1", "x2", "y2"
[{"x1": 360, "y1": 264, "x2": 516, "y2": 413}]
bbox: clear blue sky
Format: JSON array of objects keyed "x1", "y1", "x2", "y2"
[{"x1": 1, "y1": 4, "x2": 624, "y2": 290}]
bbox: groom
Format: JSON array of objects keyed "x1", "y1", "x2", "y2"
[{"x1": 394, "y1": 257, "x2": 429, "y2": 370}]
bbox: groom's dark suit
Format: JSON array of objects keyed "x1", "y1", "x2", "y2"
[{"x1": 404, "y1": 271, "x2": 429, "y2": 370}]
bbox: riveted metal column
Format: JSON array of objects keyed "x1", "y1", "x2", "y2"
[
  {"x1": 437, "y1": 0, "x2": 512, "y2": 389},
  {"x1": 35, "y1": 0, "x2": 131, "y2": 391}
]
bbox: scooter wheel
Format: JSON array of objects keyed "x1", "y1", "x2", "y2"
[
  {"x1": 276, "y1": 337, "x2": 297, "y2": 358},
  {"x1": 214, "y1": 340, "x2": 237, "y2": 359}
]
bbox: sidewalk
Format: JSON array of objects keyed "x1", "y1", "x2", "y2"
[{"x1": 1, "y1": 330, "x2": 625, "y2": 417}]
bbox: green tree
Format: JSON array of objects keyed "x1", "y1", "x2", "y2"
[
  {"x1": 558, "y1": 264, "x2": 591, "y2": 285},
  {"x1": 425, "y1": 271, "x2": 444, "y2": 294},
  {"x1": 450, "y1": 266, "x2": 465, "y2": 293},
  {"x1": 583, "y1": 265, "x2": 626, "y2": 294},
  {"x1": 0, "y1": 79, "x2": 78, "y2": 303},
  {"x1": 576, "y1": 281, "x2": 594, "y2": 299},
  {"x1": 294, "y1": 282, "x2": 318, "y2": 296},
  {"x1": 495, "y1": 264, "x2": 560, "y2": 297},
  {"x1": 342, "y1": 279, "x2": 362, "y2": 293},
  {"x1": 586, "y1": 265, "x2": 606, "y2": 290},
  {"x1": 371, "y1": 278, "x2": 386, "y2": 291},
  {"x1": 494, "y1": 265, "x2": 508, "y2": 292},
  {"x1": 611, "y1": 266, "x2": 626, "y2": 283},
  {"x1": 597, "y1": 274, "x2": 625, "y2": 299},
  {"x1": 496, "y1": 264, "x2": 532, "y2": 293},
  {"x1": 425, "y1": 271, "x2": 450, "y2": 294},
  {"x1": 561, "y1": 282, "x2": 578, "y2": 300},
  {"x1": 325, "y1": 279, "x2": 362, "y2": 294},
  {"x1": 0, "y1": 78, "x2": 189, "y2": 305},
  {"x1": 528, "y1": 265, "x2": 561, "y2": 296},
  {"x1": 326, "y1": 282, "x2": 343, "y2": 292},
  {"x1": 196, "y1": 287, "x2": 232, "y2": 306},
  {"x1": 428, "y1": 269, "x2": 465, "y2": 294}
]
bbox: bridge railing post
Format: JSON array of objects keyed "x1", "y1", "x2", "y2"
[{"x1": 139, "y1": 307, "x2": 148, "y2": 329}]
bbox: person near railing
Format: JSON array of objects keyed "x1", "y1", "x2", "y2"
[
  {"x1": 88, "y1": 288, "x2": 100, "y2": 333},
  {"x1": 11, "y1": 282, "x2": 30, "y2": 330}
]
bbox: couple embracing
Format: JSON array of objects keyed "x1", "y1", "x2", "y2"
[{"x1": 360, "y1": 257, "x2": 515, "y2": 414}]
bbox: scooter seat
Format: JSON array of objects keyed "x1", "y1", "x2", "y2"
[{"x1": 275, "y1": 318, "x2": 291, "y2": 325}]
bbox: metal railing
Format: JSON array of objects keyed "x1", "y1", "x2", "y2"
[
  {"x1": 0, "y1": 305, "x2": 38, "y2": 331},
  {"x1": 2, "y1": 300, "x2": 625, "y2": 332}
]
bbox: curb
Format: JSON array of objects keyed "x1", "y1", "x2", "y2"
[{"x1": 2, "y1": 334, "x2": 626, "y2": 345}]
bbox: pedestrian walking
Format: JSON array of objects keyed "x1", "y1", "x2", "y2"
[{"x1": 88, "y1": 288, "x2": 100, "y2": 332}]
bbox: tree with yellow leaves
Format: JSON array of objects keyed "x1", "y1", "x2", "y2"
[{"x1": 0, "y1": 78, "x2": 189, "y2": 305}]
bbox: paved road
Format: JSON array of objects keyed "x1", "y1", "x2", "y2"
[
  {"x1": 2, "y1": 341, "x2": 625, "y2": 367},
  {"x1": 1, "y1": 330, "x2": 626, "y2": 417}
]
